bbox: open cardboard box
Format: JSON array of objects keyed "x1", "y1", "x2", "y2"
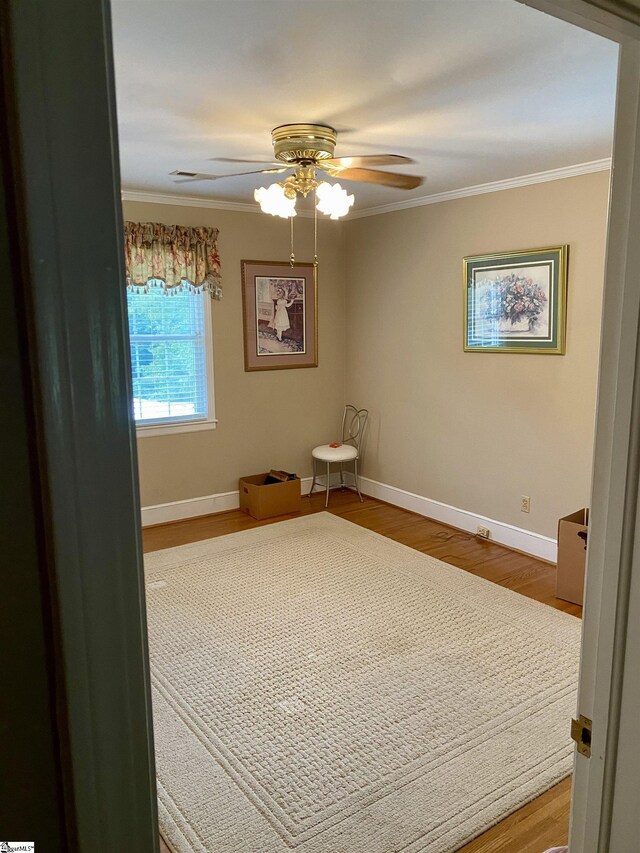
[
  {"x1": 239, "y1": 473, "x2": 301, "y2": 520},
  {"x1": 556, "y1": 508, "x2": 589, "y2": 605}
]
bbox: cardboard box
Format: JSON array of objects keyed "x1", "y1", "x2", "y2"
[
  {"x1": 239, "y1": 473, "x2": 301, "y2": 520},
  {"x1": 556, "y1": 508, "x2": 589, "y2": 605}
]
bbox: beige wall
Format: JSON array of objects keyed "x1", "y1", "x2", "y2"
[
  {"x1": 126, "y1": 172, "x2": 608, "y2": 538},
  {"x1": 123, "y1": 201, "x2": 346, "y2": 506},
  {"x1": 344, "y1": 171, "x2": 609, "y2": 539}
]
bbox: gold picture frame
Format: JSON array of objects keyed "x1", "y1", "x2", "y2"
[
  {"x1": 463, "y1": 245, "x2": 568, "y2": 354},
  {"x1": 241, "y1": 259, "x2": 318, "y2": 371}
]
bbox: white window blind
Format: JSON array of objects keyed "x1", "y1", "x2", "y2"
[{"x1": 127, "y1": 286, "x2": 212, "y2": 427}]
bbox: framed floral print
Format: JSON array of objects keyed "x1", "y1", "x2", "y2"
[
  {"x1": 464, "y1": 246, "x2": 568, "y2": 354},
  {"x1": 241, "y1": 260, "x2": 318, "y2": 371}
]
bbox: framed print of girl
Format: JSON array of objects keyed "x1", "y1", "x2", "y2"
[
  {"x1": 241, "y1": 260, "x2": 318, "y2": 370},
  {"x1": 265, "y1": 278, "x2": 304, "y2": 348}
]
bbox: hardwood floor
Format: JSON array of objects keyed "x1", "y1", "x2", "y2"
[{"x1": 147, "y1": 490, "x2": 580, "y2": 853}]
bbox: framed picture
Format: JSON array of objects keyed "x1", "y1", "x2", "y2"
[
  {"x1": 464, "y1": 245, "x2": 568, "y2": 354},
  {"x1": 241, "y1": 260, "x2": 318, "y2": 371}
]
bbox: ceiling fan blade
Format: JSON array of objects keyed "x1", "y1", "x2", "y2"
[
  {"x1": 319, "y1": 166, "x2": 424, "y2": 190},
  {"x1": 210, "y1": 157, "x2": 281, "y2": 165},
  {"x1": 171, "y1": 168, "x2": 288, "y2": 184},
  {"x1": 322, "y1": 154, "x2": 416, "y2": 168}
]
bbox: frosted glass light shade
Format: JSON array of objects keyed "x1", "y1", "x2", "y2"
[
  {"x1": 316, "y1": 181, "x2": 355, "y2": 219},
  {"x1": 254, "y1": 184, "x2": 297, "y2": 218}
]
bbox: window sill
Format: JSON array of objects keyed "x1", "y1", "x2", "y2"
[{"x1": 135, "y1": 418, "x2": 218, "y2": 438}]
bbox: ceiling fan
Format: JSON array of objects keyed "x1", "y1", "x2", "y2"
[{"x1": 170, "y1": 123, "x2": 424, "y2": 218}]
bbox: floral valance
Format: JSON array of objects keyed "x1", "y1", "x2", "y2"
[{"x1": 124, "y1": 221, "x2": 222, "y2": 300}]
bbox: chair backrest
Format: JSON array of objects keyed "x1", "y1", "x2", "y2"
[{"x1": 341, "y1": 405, "x2": 369, "y2": 455}]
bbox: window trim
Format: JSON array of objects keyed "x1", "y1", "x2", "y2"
[{"x1": 133, "y1": 291, "x2": 217, "y2": 438}]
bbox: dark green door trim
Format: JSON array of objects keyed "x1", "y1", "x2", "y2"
[{"x1": 2, "y1": 0, "x2": 158, "y2": 849}]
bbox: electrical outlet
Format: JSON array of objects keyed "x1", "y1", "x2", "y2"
[
  {"x1": 477, "y1": 526, "x2": 491, "y2": 539},
  {"x1": 521, "y1": 495, "x2": 531, "y2": 513}
]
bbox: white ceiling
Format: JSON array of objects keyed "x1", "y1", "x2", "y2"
[{"x1": 111, "y1": 0, "x2": 618, "y2": 213}]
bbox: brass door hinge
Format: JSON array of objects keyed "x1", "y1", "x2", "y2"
[{"x1": 571, "y1": 714, "x2": 592, "y2": 758}]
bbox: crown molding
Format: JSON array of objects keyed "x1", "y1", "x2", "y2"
[
  {"x1": 346, "y1": 158, "x2": 612, "y2": 219},
  {"x1": 120, "y1": 189, "x2": 316, "y2": 217},
  {"x1": 122, "y1": 158, "x2": 611, "y2": 221},
  {"x1": 122, "y1": 189, "x2": 257, "y2": 212}
]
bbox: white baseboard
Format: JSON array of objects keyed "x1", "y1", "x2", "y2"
[
  {"x1": 141, "y1": 474, "x2": 557, "y2": 562},
  {"x1": 141, "y1": 489, "x2": 242, "y2": 526},
  {"x1": 358, "y1": 477, "x2": 557, "y2": 563},
  {"x1": 141, "y1": 476, "x2": 321, "y2": 527}
]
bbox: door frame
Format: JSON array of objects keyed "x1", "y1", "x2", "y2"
[
  {"x1": 3, "y1": 0, "x2": 640, "y2": 850},
  {"x1": 521, "y1": 2, "x2": 640, "y2": 850},
  {"x1": 2, "y1": 0, "x2": 158, "y2": 849}
]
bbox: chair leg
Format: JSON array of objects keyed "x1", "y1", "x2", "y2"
[
  {"x1": 340, "y1": 462, "x2": 345, "y2": 489},
  {"x1": 325, "y1": 460, "x2": 331, "y2": 508},
  {"x1": 354, "y1": 458, "x2": 364, "y2": 502},
  {"x1": 309, "y1": 457, "x2": 317, "y2": 497}
]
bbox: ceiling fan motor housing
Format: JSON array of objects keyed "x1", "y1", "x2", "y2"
[{"x1": 271, "y1": 123, "x2": 337, "y2": 163}]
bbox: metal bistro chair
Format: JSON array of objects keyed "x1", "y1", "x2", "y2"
[{"x1": 309, "y1": 405, "x2": 369, "y2": 507}]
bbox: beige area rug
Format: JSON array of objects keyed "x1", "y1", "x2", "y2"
[{"x1": 145, "y1": 513, "x2": 581, "y2": 853}]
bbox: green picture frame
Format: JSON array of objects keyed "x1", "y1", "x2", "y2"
[{"x1": 464, "y1": 245, "x2": 568, "y2": 354}]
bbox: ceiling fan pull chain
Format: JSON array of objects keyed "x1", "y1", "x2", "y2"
[
  {"x1": 290, "y1": 213, "x2": 295, "y2": 267},
  {"x1": 314, "y1": 193, "x2": 318, "y2": 269}
]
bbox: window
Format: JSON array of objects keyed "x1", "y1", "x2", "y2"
[{"x1": 127, "y1": 285, "x2": 215, "y2": 435}]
